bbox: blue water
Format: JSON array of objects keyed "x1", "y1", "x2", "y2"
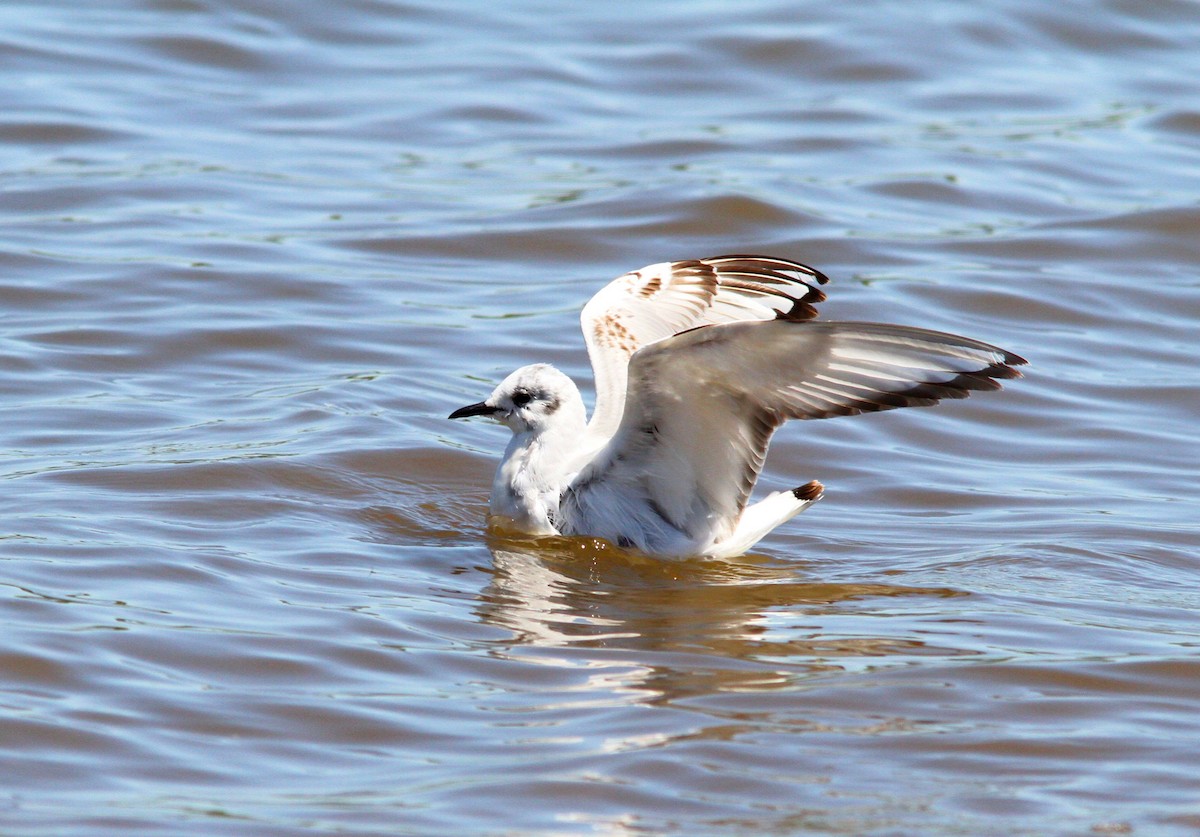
[{"x1": 2, "y1": 0, "x2": 1199, "y2": 834}]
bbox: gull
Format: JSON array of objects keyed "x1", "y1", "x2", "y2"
[{"x1": 450, "y1": 255, "x2": 1025, "y2": 558}]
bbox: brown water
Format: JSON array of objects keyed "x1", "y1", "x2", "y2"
[{"x1": 3, "y1": 0, "x2": 1199, "y2": 834}]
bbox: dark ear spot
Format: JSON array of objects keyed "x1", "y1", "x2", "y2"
[{"x1": 543, "y1": 394, "x2": 561, "y2": 414}]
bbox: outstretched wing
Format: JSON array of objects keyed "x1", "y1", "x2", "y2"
[
  {"x1": 581, "y1": 255, "x2": 828, "y2": 441},
  {"x1": 563, "y1": 319, "x2": 1026, "y2": 550}
]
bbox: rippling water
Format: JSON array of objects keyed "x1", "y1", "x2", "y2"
[{"x1": 3, "y1": 0, "x2": 1199, "y2": 833}]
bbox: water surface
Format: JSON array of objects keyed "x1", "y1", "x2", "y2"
[{"x1": 2, "y1": 0, "x2": 1199, "y2": 834}]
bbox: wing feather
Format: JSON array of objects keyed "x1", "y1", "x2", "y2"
[
  {"x1": 581, "y1": 255, "x2": 828, "y2": 441},
  {"x1": 562, "y1": 320, "x2": 1025, "y2": 552}
]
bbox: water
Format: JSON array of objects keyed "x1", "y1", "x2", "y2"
[{"x1": 2, "y1": 0, "x2": 1198, "y2": 833}]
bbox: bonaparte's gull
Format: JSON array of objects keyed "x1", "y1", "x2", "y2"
[{"x1": 450, "y1": 255, "x2": 1025, "y2": 558}]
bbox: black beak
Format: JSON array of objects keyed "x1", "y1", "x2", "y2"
[{"x1": 448, "y1": 401, "x2": 500, "y2": 420}]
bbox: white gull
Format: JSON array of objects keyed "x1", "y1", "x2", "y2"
[{"x1": 450, "y1": 255, "x2": 1025, "y2": 558}]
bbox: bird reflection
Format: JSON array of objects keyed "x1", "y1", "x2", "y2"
[{"x1": 475, "y1": 528, "x2": 967, "y2": 703}]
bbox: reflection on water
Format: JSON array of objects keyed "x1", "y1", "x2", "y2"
[{"x1": 480, "y1": 532, "x2": 975, "y2": 700}]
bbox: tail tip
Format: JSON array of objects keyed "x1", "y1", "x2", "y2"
[{"x1": 792, "y1": 480, "x2": 825, "y2": 502}]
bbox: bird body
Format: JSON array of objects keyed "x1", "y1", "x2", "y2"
[{"x1": 450, "y1": 256, "x2": 1025, "y2": 558}]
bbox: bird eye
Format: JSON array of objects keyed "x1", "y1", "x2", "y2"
[{"x1": 511, "y1": 390, "x2": 534, "y2": 408}]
